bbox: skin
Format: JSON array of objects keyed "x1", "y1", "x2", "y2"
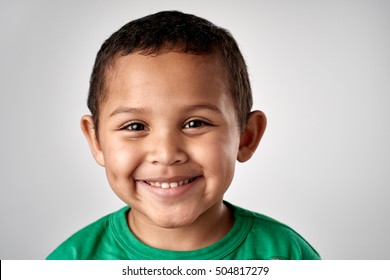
[{"x1": 81, "y1": 51, "x2": 266, "y2": 251}]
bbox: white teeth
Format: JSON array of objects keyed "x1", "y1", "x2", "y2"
[{"x1": 145, "y1": 178, "x2": 196, "y2": 189}]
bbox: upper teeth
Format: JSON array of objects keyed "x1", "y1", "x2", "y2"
[{"x1": 146, "y1": 178, "x2": 194, "y2": 188}]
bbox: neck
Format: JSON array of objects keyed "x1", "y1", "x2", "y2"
[{"x1": 127, "y1": 201, "x2": 233, "y2": 251}]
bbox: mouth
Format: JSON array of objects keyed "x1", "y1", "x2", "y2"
[{"x1": 143, "y1": 177, "x2": 199, "y2": 189}]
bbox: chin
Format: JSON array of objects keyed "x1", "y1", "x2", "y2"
[{"x1": 151, "y1": 212, "x2": 199, "y2": 229}]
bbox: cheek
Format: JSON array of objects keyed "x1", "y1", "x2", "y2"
[
  {"x1": 192, "y1": 132, "x2": 240, "y2": 180},
  {"x1": 102, "y1": 141, "x2": 144, "y2": 203},
  {"x1": 103, "y1": 141, "x2": 141, "y2": 181}
]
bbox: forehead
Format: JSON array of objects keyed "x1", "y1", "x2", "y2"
[{"x1": 101, "y1": 51, "x2": 232, "y2": 113}]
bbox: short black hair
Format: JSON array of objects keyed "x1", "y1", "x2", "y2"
[{"x1": 88, "y1": 10, "x2": 252, "y2": 137}]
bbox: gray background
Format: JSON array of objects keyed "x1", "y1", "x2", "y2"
[{"x1": 1, "y1": 0, "x2": 389, "y2": 259}]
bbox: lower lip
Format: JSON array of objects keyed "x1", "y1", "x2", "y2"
[{"x1": 136, "y1": 177, "x2": 202, "y2": 200}]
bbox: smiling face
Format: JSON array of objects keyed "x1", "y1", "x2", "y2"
[{"x1": 81, "y1": 51, "x2": 263, "y2": 233}]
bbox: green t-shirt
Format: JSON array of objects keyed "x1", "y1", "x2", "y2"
[{"x1": 47, "y1": 202, "x2": 320, "y2": 260}]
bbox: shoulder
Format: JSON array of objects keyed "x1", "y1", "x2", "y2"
[
  {"x1": 228, "y1": 202, "x2": 321, "y2": 260},
  {"x1": 46, "y1": 206, "x2": 129, "y2": 260}
]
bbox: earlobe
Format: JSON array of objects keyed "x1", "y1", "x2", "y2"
[
  {"x1": 80, "y1": 115, "x2": 105, "y2": 167},
  {"x1": 237, "y1": 111, "x2": 267, "y2": 162}
]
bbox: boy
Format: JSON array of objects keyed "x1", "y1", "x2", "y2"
[{"x1": 47, "y1": 11, "x2": 320, "y2": 260}]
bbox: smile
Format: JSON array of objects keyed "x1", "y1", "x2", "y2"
[{"x1": 144, "y1": 177, "x2": 198, "y2": 189}]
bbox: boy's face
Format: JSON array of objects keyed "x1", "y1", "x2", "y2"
[{"x1": 84, "y1": 52, "x2": 247, "y2": 229}]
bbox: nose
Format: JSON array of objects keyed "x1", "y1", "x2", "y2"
[{"x1": 146, "y1": 130, "x2": 189, "y2": 166}]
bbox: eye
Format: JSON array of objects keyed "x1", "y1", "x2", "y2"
[
  {"x1": 124, "y1": 122, "x2": 146, "y2": 131},
  {"x1": 183, "y1": 119, "x2": 210, "y2": 129}
]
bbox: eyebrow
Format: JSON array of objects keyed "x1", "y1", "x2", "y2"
[
  {"x1": 109, "y1": 107, "x2": 146, "y2": 117},
  {"x1": 109, "y1": 103, "x2": 222, "y2": 117},
  {"x1": 185, "y1": 103, "x2": 222, "y2": 114}
]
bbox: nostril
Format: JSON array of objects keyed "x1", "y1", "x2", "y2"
[{"x1": 148, "y1": 148, "x2": 189, "y2": 166}]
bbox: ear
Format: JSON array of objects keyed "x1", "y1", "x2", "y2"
[
  {"x1": 237, "y1": 110, "x2": 267, "y2": 162},
  {"x1": 80, "y1": 115, "x2": 105, "y2": 167}
]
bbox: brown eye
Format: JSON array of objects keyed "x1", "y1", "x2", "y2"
[
  {"x1": 184, "y1": 120, "x2": 208, "y2": 128},
  {"x1": 125, "y1": 122, "x2": 145, "y2": 131}
]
